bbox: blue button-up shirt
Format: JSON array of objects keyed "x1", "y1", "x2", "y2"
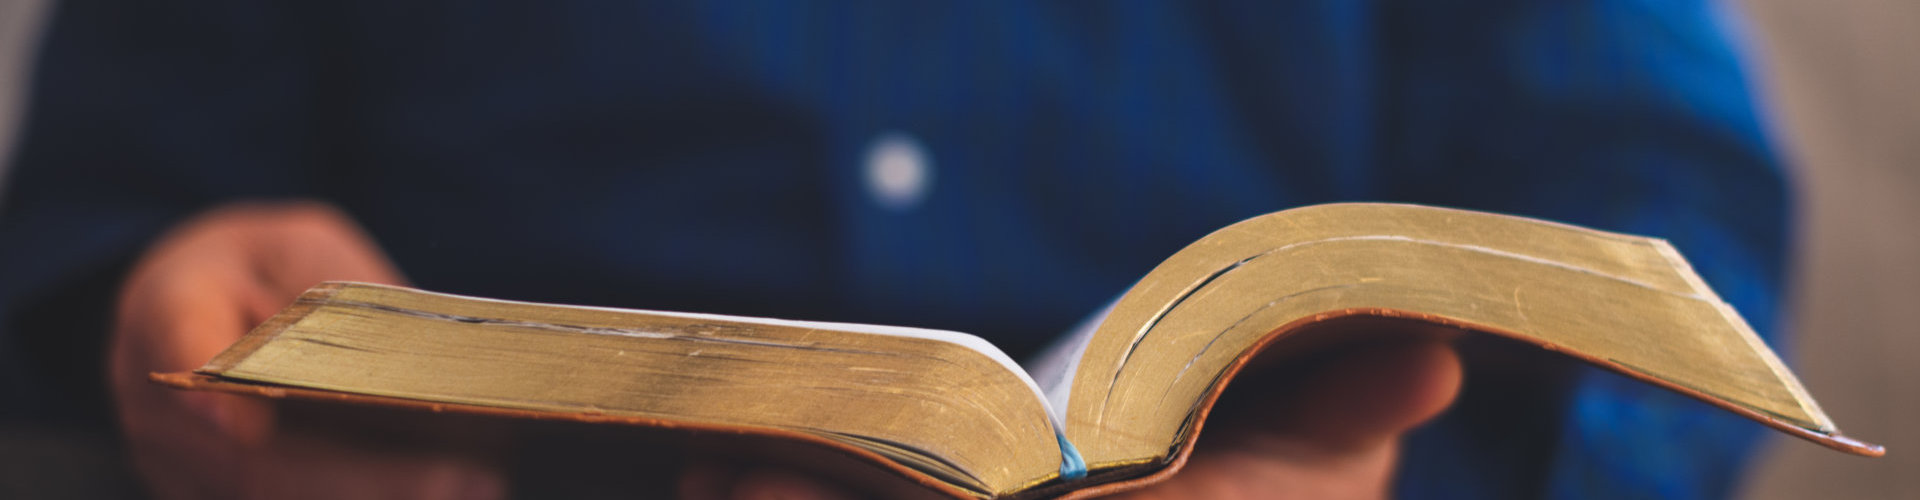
[{"x1": 0, "y1": 1, "x2": 1791, "y2": 498}]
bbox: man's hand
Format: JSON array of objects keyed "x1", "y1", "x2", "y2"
[
  {"x1": 109, "y1": 201, "x2": 505, "y2": 500},
  {"x1": 1109, "y1": 339, "x2": 1461, "y2": 500},
  {"x1": 679, "y1": 339, "x2": 1462, "y2": 500}
]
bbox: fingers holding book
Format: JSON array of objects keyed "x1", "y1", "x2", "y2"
[
  {"x1": 1108, "y1": 338, "x2": 1462, "y2": 500},
  {"x1": 108, "y1": 201, "x2": 507, "y2": 500}
]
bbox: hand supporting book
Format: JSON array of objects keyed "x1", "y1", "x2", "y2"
[{"x1": 110, "y1": 202, "x2": 507, "y2": 500}]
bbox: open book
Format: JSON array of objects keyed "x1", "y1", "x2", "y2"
[{"x1": 154, "y1": 203, "x2": 1882, "y2": 499}]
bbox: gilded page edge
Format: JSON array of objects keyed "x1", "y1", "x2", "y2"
[
  {"x1": 200, "y1": 282, "x2": 346, "y2": 373},
  {"x1": 1647, "y1": 238, "x2": 1835, "y2": 432}
]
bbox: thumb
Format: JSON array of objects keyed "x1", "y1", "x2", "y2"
[
  {"x1": 1281, "y1": 338, "x2": 1463, "y2": 453},
  {"x1": 727, "y1": 467, "x2": 859, "y2": 500},
  {"x1": 678, "y1": 461, "x2": 859, "y2": 500}
]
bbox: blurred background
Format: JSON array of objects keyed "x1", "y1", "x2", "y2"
[
  {"x1": 1738, "y1": 1, "x2": 1918, "y2": 498},
  {"x1": 0, "y1": 0, "x2": 1913, "y2": 498}
]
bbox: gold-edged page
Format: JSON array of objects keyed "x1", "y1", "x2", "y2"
[
  {"x1": 201, "y1": 283, "x2": 1061, "y2": 497},
  {"x1": 1064, "y1": 203, "x2": 1851, "y2": 470}
]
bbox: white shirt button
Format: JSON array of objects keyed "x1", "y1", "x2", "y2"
[{"x1": 863, "y1": 132, "x2": 934, "y2": 211}]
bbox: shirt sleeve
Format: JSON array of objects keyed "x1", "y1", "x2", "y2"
[
  {"x1": 1376, "y1": 1, "x2": 1789, "y2": 498},
  {"x1": 0, "y1": 1, "x2": 327, "y2": 423}
]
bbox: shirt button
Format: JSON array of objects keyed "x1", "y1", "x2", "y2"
[{"x1": 863, "y1": 132, "x2": 934, "y2": 211}]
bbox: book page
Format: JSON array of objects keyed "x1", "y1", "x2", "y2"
[{"x1": 1023, "y1": 297, "x2": 1118, "y2": 428}]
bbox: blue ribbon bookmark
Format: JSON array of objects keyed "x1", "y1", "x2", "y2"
[{"x1": 1056, "y1": 430, "x2": 1088, "y2": 480}]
